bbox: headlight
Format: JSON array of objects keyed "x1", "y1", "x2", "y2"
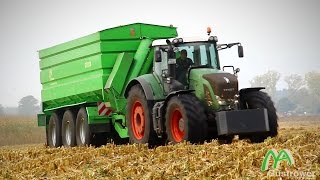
[
  {"x1": 166, "y1": 77, "x2": 171, "y2": 84},
  {"x1": 204, "y1": 86, "x2": 213, "y2": 107},
  {"x1": 215, "y1": 95, "x2": 227, "y2": 106}
]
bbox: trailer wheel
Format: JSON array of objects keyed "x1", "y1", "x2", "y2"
[
  {"x1": 165, "y1": 94, "x2": 207, "y2": 144},
  {"x1": 76, "y1": 108, "x2": 91, "y2": 146},
  {"x1": 62, "y1": 110, "x2": 76, "y2": 147},
  {"x1": 126, "y1": 84, "x2": 157, "y2": 144},
  {"x1": 241, "y1": 91, "x2": 278, "y2": 142},
  {"x1": 47, "y1": 112, "x2": 62, "y2": 147}
]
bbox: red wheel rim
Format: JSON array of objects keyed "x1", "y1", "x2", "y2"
[
  {"x1": 131, "y1": 100, "x2": 145, "y2": 140},
  {"x1": 171, "y1": 108, "x2": 184, "y2": 142}
]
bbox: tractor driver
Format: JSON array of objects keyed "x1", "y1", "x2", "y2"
[{"x1": 176, "y1": 49, "x2": 193, "y2": 85}]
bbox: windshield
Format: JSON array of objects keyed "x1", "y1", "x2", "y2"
[{"x1": 176, "y1": 42, "x2": 219, "y2": 69}]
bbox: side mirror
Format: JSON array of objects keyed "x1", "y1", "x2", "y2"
[
  {"x1": 155, "y1": 50, "x2": 162, "y2": 62},
  {"x1": 235, "y1": 68, "x2": 240, "y2": 74},
  {"x1": 238, "y1": 45, "x2": 244, "y2": 58}
]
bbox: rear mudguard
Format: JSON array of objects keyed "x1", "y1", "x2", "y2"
[{"x1": 124, "y1": 74, "x2": 165, "y2": 101}]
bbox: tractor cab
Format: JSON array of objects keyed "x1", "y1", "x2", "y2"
[{"x1": 152, "y1": 36, "x2": 243, "y2": 95}]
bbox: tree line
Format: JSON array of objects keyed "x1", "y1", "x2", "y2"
[
  {"x1": 250, "y1": 71, "x2": 320, "y2": 115},
  {"x1": 0, "y1": 95, "x2": 40, "y2": 116}
]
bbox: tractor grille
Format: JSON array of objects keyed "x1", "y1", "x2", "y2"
[{"x1": 203, "y1": 73, "x2": 238, "y2": 100}]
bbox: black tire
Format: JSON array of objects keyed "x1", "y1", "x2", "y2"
[
  {"x1": 165, "y1": 94, "x2": 208, "y2": 144},
  {"x1": 241, "y1": 91, "x2": 278, "y2": 142},
  {"x1": 76, "y1": 107, "x2": 91, "y2": 146},
  {"x1": 126, "y1": 84, "x2": 158, "y2": 144},
  {"x1": 91, "y1": 133, "x2": 108, "y2": 146},
  {"x1": 62, "y1": 110, "x2": 76, "y2": 147},
  {"x1": 218, "y1": 135, "x2": 234, "y2": 144},
  {"x1": 47, "y1": 112, "x2": 62, "y2": 148}
]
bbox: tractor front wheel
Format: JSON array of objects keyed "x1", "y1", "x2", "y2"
[
  {"x1": 165, "y1": 94, "x2": 207, "y2": 144},
  {"x1": 240, "y1": 91, "x2": 278, "y2": 143}
]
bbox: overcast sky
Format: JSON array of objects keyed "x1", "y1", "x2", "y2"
[{"x1": 0, "y1": 0, "x2": 319, "y2": 107}]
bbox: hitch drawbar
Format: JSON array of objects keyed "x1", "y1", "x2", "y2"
[{"x1": 215, "y1": 108, "x2": 270, "y2": 135}]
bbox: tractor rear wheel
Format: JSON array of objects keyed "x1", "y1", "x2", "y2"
[
  {"x1": 165, "y1": 94, "x2": 207, "y2": 144},
  {"x1": 240, "y1": 91, "x2": 278, "y2": 143},
  {"x1": 47, "y1": 112, "x2": 62, "y2": 148},
  {"x1": 62, "y1": 110, "x2": 76, "y2": 147},
  {"x1": 126, "y1": 84, "x2": 158, "y2": 145}
]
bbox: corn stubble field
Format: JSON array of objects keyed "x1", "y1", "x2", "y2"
[{"x1": 0, "y1": 116, "x2": 319, "y2": 179}]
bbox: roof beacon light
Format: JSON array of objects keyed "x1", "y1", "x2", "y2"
[{"x1": 207, "y1": 27, "x2": 212, "y2": 35}]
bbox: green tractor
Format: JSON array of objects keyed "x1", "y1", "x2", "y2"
[
  {"x1": 37, "y1": 23, "x2": 277, "y2": 147},
  {"x1": 125, "y1": 37, "x2": 277, "y2": 145}
]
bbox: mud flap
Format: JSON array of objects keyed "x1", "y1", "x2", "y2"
[{"x1": 37, "y1": 113, "x2": 47, "y2": 127}]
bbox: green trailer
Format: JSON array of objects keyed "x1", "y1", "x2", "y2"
[{"x1": 38, "y1": 23, "x2": 278, "y2": 147}]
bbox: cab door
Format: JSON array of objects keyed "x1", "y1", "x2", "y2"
[{"x1": 153, "y1": 46, "x2": 170, "y2": 95}]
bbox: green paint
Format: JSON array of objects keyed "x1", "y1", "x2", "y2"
[
  {"x1": 86, "y1": 106, "x2": 110, "y2": 124},
  {"x1": 105, "y1": 52, "x2": 134, "y2": 95},
  {"x1": 189, "y1": 68, "x2": 225, "y2": 110},
  {"x1": 138, "y1": 74, "x2": 165, "y2": 100},
  {"x1": 127, "y1": 38, "x2": 153, "y2": 81},
  {"x1": 112, "y1": 114, "x2": 128, "y2": 138},
  {"x1": 116, "y1": 98, "x2": 128, "y2": 114},
  {"x1": 37, "y1": 113, "x2": 46, "y2": 126},
  {"x1": 140, "y1": 48, "x2": 154, "y2": 75}
]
